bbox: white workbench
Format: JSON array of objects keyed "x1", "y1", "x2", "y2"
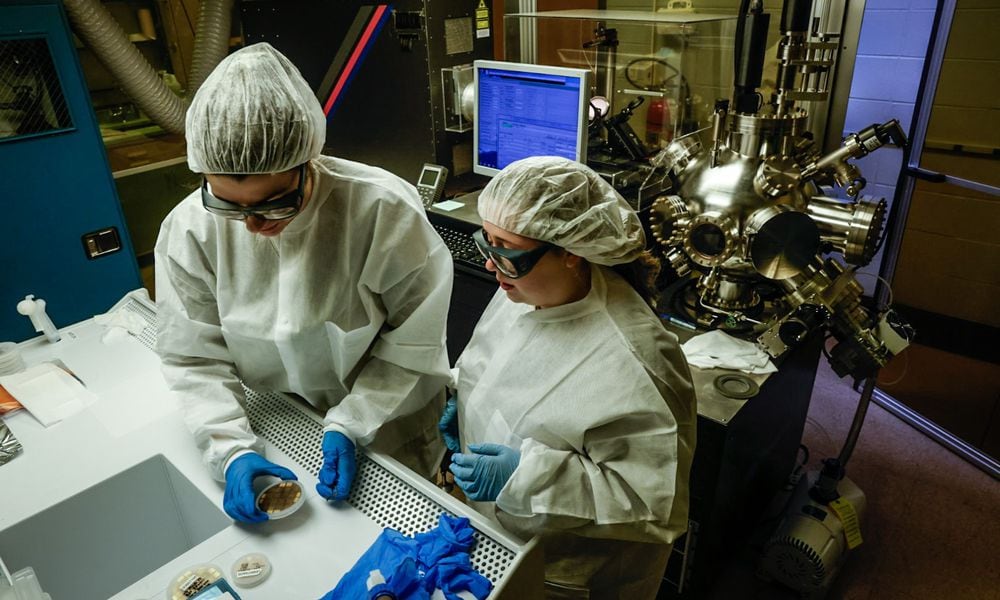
[{"x1": 0, "y1": 293, "x2": 541, "y2": 599}]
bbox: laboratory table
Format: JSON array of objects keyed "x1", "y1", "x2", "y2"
[{"x1": 0, "y1": 292, "x2": 542, "y2": 600}]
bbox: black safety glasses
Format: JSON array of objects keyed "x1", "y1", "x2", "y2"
[
  {"x1": 472, "y1": 228, "x2": 553, "y2": 279},
  {"x1": 201, "y1": 163, "x2": 306, "y2": 221}
]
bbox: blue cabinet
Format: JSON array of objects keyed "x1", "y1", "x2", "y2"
[{"x1": 1, "y1": 0, "x2": 141, "y2": 341}]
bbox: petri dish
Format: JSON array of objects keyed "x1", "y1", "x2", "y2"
[
  {"x1": 255, "y1": 479, "x2": 305, "y2": 519},
  {"x1": 230, "y1": 552, "x2": 272, "y2": 588},
  {"x1": 166, "y1": 563, "x2": 223, "y2": 600}
]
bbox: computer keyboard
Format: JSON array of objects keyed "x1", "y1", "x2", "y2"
[{"x1": 432, "y1": 222, "x2": 488, "y2": 271}]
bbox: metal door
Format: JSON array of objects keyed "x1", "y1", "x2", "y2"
[{"x1": 876, "y1": 0, "x2": 1000, "y2": 478}]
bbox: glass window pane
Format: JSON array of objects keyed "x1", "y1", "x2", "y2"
[{"x1": 0, "y1": 37, "x2": 74, "y2": 141}]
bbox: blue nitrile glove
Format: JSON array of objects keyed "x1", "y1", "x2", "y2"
[
  {"x1": 428, "y1": 555, "x2": 493, "y2": 600},
  {"x1": 365, "y1": 558, "x2": 428, "y2": 600},
  {"x1": 420, "y1": 515, "x2": 493, "y2": 599},
  {"x1": 316, "y1": 431, "x2": 357, "y2": 501},
  {"x1": 438, "y1": 395, "x2": 461, "y2": 453},
  {"x1": 322, "y1": 514, "x2": 491, "y2": 600},
  {"x1": 448, "y1": 443, "x2": 520, "y2": 502},
  {"x1": 223, "y1": 452, "x2": 297, "y2": 523}
]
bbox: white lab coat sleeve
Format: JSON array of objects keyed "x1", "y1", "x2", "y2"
[
  {"x1": 495, "y1": 398, "x2": 681, "y2": 544},
  {"x1": 154, "y1": 231, "x2": 262, "y2": 481},
  {"x1": 323, "y1": 209, "x2": 453, "y2": 445}
]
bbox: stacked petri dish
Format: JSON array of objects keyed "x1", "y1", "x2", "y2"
[{"x1": 0, "y1": 343, "x2": 26, "y2": 376}]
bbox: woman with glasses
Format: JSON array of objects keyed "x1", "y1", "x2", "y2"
[
  {"x1": 154, "y1": 43, "x2": 453, "y2": 524},
  {"x1": 440, "y1": 156, "x2": 696, "y2": 598}
]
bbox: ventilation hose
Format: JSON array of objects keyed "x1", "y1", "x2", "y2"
[
  {"x1": 187, "y1": 0, "x2": 235, "y2": 96},
  {"x1": 63, "y1": 0, "x2": 234, "y2": 135},
  {"x1": 63, "y1": 0, "x2": 187, "y2": 133}
]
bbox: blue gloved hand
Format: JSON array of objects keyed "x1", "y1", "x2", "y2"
[
  {"x1": 438, "y1": 395, "x2": 461, "y2": 453},
  {"x1": 223, "y1": 452, "x2": 297, "y2": 523},
  {"x1": 316, "y1": 431, "x2": 357, "y2": 501},
  {"x1": 448, "y1": 443, "x2": 520, "y2": 502}
]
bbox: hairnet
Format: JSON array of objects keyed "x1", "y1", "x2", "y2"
[
  {"x1": 186, "y1": 43, "x2": 326, "y2": 174},
  {"x1": 478, "y1": 156, "x2": 645, "y2": 266}
]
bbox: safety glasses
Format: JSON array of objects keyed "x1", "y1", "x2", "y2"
[
  {"x1": 201, "y1": 163, "x2": 306, "y2": 221},
  {"x1": 472, "y1": 228, "x2": 552, "y2": 279}
]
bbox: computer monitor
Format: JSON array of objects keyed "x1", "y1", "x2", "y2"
[{"x1": 473, "y1": 60, "x2": 590, "y2": 177}]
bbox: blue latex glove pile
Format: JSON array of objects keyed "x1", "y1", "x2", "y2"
[
  {"x1": 449, "y1": 443, "x2": 520, "y2": 502},
  {"x1": 321, "y1": 514, "x2": 493, "y2": 600},
  {"x1": 223, "y1": 452, "x2": 297, "y2": 523},
  {"x1": 316, "y1": 431, "x2": 357, "y2": 501}
]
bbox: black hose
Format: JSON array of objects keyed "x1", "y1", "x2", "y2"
[
  {"x1": 623, "y1": 58, "x2": 689, "y2": 94},
  {"x1": 838, "y1": 374, "x2": 878, "y2": 467}
]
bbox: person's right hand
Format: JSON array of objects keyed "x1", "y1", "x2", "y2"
[
  {"x1": 449, "y1": 443, "x2": 519, "y2": 502},
  {"x1": 438, "y1": 395, "x2": 461, "y2": 453},
  {"x1": 316, "y1": 431, "x2": 357, "y2": 501},
  {"x1": 223, "y1": 452, "x2": 297, "y2": 523}
]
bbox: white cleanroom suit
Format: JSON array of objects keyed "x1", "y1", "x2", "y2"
[
  {"x1": 155, "y1": 155, "x2": 453, "y2": 480},
  {"x1": 454, "y1": 265, "x2": 696, "y2": 597},
  {"x1": 453, "y1": 155, "x2": 697, "y2": 598}
]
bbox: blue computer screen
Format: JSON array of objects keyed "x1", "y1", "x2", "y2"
[{"x1": 476, "y1": 65, "x2": 586, "y2": 173}]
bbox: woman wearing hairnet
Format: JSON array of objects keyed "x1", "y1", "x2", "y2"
[
  {"x1": 154, "y1": 43, "x2": 452, "y2": 523},
  {"x1": 440, "y1": 156, "x2": 696, "y2": 598}
]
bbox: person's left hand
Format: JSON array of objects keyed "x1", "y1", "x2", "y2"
[
  {"x1": 439, "y1": 395, "x2": 461, "y2": 453},
  {"x1": 316, "y1": 431, "x2": 357, "y2": 501},
  {"x1": 449, "y1": 443, "x2": 520, "y2": 502}
]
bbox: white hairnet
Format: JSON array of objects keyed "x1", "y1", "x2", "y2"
[
  {"x1": 478, "y1": 156, "x2": 645, "y2": 266},
  {"x1": 186, "y1": 43, "x2": 326, "y2": 174}
]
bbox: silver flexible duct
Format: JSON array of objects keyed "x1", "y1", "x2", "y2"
[
  {"x1": 187, "y1": 0, "x2": 235, "y2": 96},
  {"x1": 63, "y1": 0, "x2": 188, "y2": 134}
]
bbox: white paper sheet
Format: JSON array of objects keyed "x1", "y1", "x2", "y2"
[
  {"x1": 0, "y1": 362, "x2": 96, "y2": 426},
  {"x1": 432, "y1": 200, "x2": 465, "y2": 211}
]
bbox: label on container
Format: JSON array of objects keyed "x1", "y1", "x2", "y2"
[
  {"x1": 476, "y1": 0, "x2": 490, "y2": 38},
  {"x1": 829, "y1": 497, "x2": 863, "y2": 549}
]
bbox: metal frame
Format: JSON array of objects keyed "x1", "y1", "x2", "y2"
[
  {"x1": 878, "y1": 0, "x2": 949, "y2": 308},
  {"x1": 822, "y1": 0, "x2": 865, "y2": 154},
  {"x1": 873, "y1": 389, "x2": 1000, "y2": 480},
  {"x1": 513, "y1": 0, "x2": 537, "y2": 62},
  {"x1": 875, "y1": 0, "x2": 1000, "y2": 480},
  {"x1": 882, "y1": 0, "x2": 1000, "y2": 288},
  {"x1": 898, "y1": 0, "x2": 1000, "y2": 197}
]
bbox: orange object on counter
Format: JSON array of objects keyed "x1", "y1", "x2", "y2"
[{"x1": 0, "y1": 383, "x2": 24, "y2": 415}]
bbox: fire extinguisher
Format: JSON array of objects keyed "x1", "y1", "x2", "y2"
[{"x1": 645, "y1": 98, "x2": 672, "y2": 147}]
